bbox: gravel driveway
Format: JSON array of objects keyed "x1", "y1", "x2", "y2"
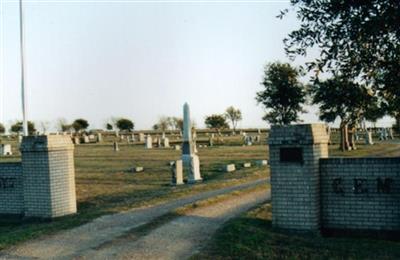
[{"x1": 1, "y1": 178, "x2": 269, "y2": 260}]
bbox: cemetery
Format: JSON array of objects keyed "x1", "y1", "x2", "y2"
[{"x1": 1, "y1": 0, "x2": 400, "y2": 259}]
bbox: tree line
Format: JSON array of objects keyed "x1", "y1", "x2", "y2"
[{"x1": 256, "y1": 1, "x2": 400, "y2": 151}]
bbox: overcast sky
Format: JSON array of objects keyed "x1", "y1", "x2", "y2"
[{"x1": 0, "y1": 0, "x2": 394, "y2": 130}]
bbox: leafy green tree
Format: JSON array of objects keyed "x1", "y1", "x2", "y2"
[
  {"x1": 106, "y1": 123, "x2": 113, "y2": 130},
  {"x1": 310, "y1": 76, "x2": 382, "y2": 151},
  {"x1": 116, "y1": 118, "x2": 134, "y2": 132},
  {"x1": 256, "y1": 62, "x2": 306, "y2": 125},
  {"x1": 0, "y1": 123, "x2": 5, "y2": 134},
  {"x1": 225, "y1": 106, "x2": 242, "y2": 131},
  {"x1": 205, "y1": 114, "x2": 229, "y2": 130},
  {"x1": 72, "y1": 118, "x2": 89, "y2": 132},
  {"x1": 282, "y1": 0, "x2": 400, "y2": 123},
  {"x1": 10, "y1": 121, "x2": 36, "y2": 135}
]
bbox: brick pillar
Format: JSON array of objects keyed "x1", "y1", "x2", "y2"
[
  {"x1": 268, "y1": 124, "x2": 329, "y2": 232},
  {"x1": 20, "y1": 135, "x2": 77, "y2": 218}
]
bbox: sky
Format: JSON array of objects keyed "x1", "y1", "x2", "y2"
[{"x1": 0, "y1": 0, "x2": 394, "y2": 131}]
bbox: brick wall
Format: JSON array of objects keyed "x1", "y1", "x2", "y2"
[
  {"x1": 0, "y1": 163, "x2": 23, "y2": 215},
  {"x1": 320, "y1": 157, "x2": 400, "y2": 231}
]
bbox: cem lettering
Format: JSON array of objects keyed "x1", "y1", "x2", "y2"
[
  {"x1": 0, "y1": 177, "x2": 16, "y2": 189},
  {"x1": 332, "y1": 177, "x2": 394, "y2": 194}
]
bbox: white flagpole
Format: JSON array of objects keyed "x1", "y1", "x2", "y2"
[{"x1": 19, "y1": 0, "x2": 28, "y2": 136}]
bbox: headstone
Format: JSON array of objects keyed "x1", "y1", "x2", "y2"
[
  {"x1": 244, "y1": 136, "x2": 252, "y2": 146},
  {"x1": 139, "y1": 133, "x2": 145, "y2": 142},
  {"x1": 157, "y1": 137, "x2": 162, "y2": 147},
  {"x1": 225, "y1": 164, "x2": 236, "y2": 172},
  {"x1": 82, "y1": 135, "x2": 89, "y2": 144},
  {"x1": 175, "y1": 145, "x2": 181, "y2": 151},
  {"x1": 182, "y1": 103, "x2": 202, "y2": 183},
  {"x1": 171, "y1": 160, "x2": 184, "y2": 185},
  {"x1": 97, "y1": 133, "x2": 103, "y2": 142},
  {"x1": 0, "y1": 144, "x2": 12, "y2": 156},
  {"x1": 256, "y1": 160, "x2": 268, "y2": 166},
  {"x1": 132, "y1": 166, "x2": 144, "y2": 173},
  {"x1": 131, "y1": 134, "x2": 136, "y2": 142},
  {"x1": 18, "y1": 135, "x2": 23, "y2": 143},
  {"x1": 209, "y1": 137, "x2": 214, "y2": 147},
  {"x1": 73, "y1": 136, "x2": 80, "y2": 145},
  {"x1": 113, "y1": 141, "x2": 119, "y2": 151},
  {"x1": 243, "y1": 162, "x2": 251, "y2": 168},
  {"x1": 163, "y1": 137, "x2": 170, "y2": 148},
  {"x1": 145, "y1": 135, "x2": 152, "y2": 149}
]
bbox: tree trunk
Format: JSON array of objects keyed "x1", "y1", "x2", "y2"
[
  {"x1": 348, "y1": 126, "x2": 357, "y2": 150},
  {"x1": 340, "y1": 123, "x2": 350, "y2": 151}
]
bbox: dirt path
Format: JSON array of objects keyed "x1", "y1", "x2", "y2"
[
  {"x1": 1, "y1": 178, "x2": 269, "y2": 260},
  {"x1": 75, "y1": 189, "x2": 268, "y2": 260}
]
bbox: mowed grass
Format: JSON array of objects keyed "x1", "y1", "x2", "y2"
[
  {"x1": 0, "y1": 136, "x2": 268, "y2": 250},
  {"x1": 193, "y1": 204, "x2": 400, "y2": 260}
]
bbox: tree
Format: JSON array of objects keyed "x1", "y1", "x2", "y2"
[
  {"x1": 153, "y1": 116, "x2": 170, "y2": 131},
  {"x1": 72, "y1": 118, "x2": 89, "y2": 132},
  {"x1": 0, "y1": 123, "x2": 5, "y2": 134},
  {"x1": 205, "y1": 114, "x2": 229, "y2": 130},
  {"x1": 106, "y1": 123, "x2": 113, "y2": 130},
  {"x1": 38, "y1": 121, "x2": 50, "y2": 134},
  {"x1": 10, "y1": 121, "x2": 36, "y2": 135},
  {"x1": 57, "y1": 118, "x2": 72, "y2": 132},
  {"x1": 310, "y1": 76, "x2": 382, "y2": 151},
  {"x1": 282, "y1": 1, "x2": 400, "y2": 122},
  {"x1": 225, "y1": 106, "x2": 242, "y2": 131},
  {"x1": 256, "y1": 62, "x2": 306, "y2": 125},
  {"x1": 116, "y1": 118, "x2": 134, "y2": 132}
]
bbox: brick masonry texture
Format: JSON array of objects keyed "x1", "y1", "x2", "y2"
[
  {"x1": 0, "y1": 135, "x2": 76, "y2": 218},
  {"x1": 0, "y1": 163, "x2": 23, "y2": 215},
  {"x1": 269, "y1": 123, "x2": 400, "y2": 233},
  {"x1": 269, "y1": 124, "x2": 329, "y2": 232},
  {"x1": 320, "y1": 157, "x2": 400, "y2": 231}
]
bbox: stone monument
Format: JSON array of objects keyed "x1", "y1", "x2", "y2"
[
  {"x1": 0, "y1": 144, "x2": 12, "y2": 156},
  {"x1": 181, "y1": 103, "x2": 202, "y2": 183},
  {"x1": 145, "y1": 135, "x2": 152, "y2": 149}
]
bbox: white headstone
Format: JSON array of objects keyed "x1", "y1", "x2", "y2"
[
  {"x1": 0, "y1": 144, "x2": 12, "y2": 156},
  {"x1": 171, "y1": 160, "x2": 184, "y2": 185},
  {"x1": 113, "y1": 141, "x2": 119, "y2": 151},
  {"x1": 163, "y1": 137, "x2": 170, "y2": 148},
  {"x1": 225, "y1": 164, "x2": 236, "y2": 172},
  {"x1": 145, "y1": 135, "x2": 152, "y2": 149}
]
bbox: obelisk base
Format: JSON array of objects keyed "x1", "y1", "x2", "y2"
[{"x1": 182, "y1": 154, "x2": 202, "y2": 184}]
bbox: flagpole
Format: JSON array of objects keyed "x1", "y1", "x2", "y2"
[{"x1": 19, "y1": 0, "x2": 28, "y2": 136}]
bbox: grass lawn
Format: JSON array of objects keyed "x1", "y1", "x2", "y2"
[{"x1": 193, "y1": 204, "x2": 400, "y2": 260}]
